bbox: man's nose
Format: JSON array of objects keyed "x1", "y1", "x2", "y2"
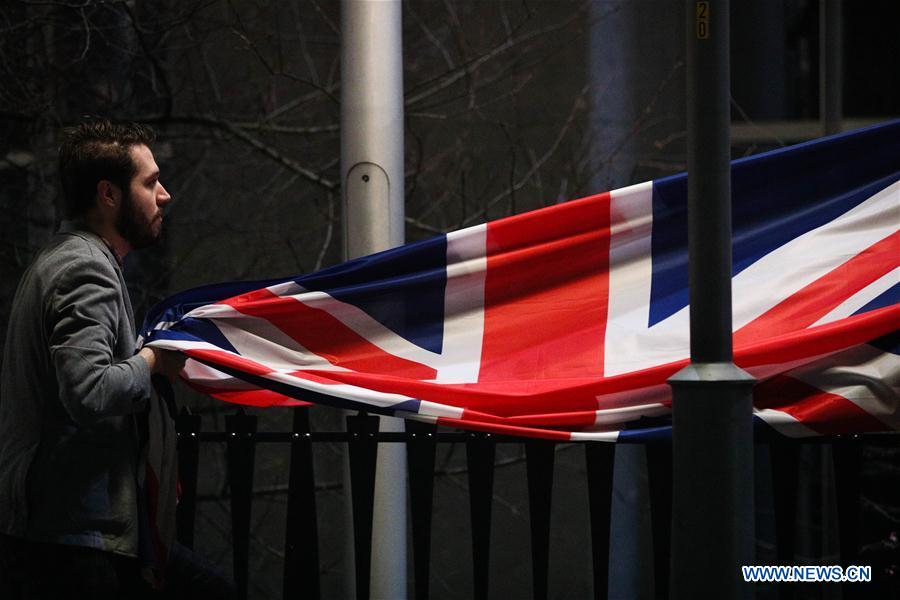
[{"x1": 158, "y1": 183, "x2": 172, "y2": 206}]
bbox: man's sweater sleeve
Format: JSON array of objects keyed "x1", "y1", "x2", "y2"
[{"x1": 48, "y1": 257, "x2": 151, "y2": 425}]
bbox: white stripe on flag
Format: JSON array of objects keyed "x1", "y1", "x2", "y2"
[
  {"x1": 731, "y1": 180, "x2": 899, "y2": 331},
  {"x1": 812, "y1": 267, "x2": 899, "y2": 327},
  {"x1": 604, "y1": 181, "x2": 655, "y2": 376},
  {"x1": 191, "y1": 305, "x2": 347, "y2": 373},
  {"x1": 438, "y1": 225, "x2": 487, "y2": 383},
  {"x1": 604, "y1": 180, "x2": 899, "y2": 375},
  {"x1": 787, "y1": 344, "x2": 900, "y2": 430},
  {"x1": 753, "y1": 408, "x2": 820, "y2": 438}
]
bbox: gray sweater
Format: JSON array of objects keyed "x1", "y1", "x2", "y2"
[{"x1": 0, "y1": 222, "x2": 152, "y2": 556}]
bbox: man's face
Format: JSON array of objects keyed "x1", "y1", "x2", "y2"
[{"x1": 116, "y1": 144, "x2": 171, "y2": 249}]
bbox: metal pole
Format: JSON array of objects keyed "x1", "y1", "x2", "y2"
[
  {"x1": 820, "y1": 0, "x2": 843, "y2": 135},
  {"x1": 669, "y1": 2, "x2": 755, "y2": 598},
  {"x1": 341, "y1": 1, "x2": 407, "y2": 598}
]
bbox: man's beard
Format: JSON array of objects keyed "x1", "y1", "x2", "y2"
[{"x1": 116, "y1": 188, "x2": 160, "y2": 249}]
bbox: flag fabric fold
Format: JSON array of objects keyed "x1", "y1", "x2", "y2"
[{"x1": 142, "y1": 121, "x2": 900, "y2": 441}]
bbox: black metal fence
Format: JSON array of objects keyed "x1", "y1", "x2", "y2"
[{"x1": 175, "y1": 407, "x2": 890, "y2": 600}]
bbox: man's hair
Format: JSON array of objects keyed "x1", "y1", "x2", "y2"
[{"x1": 58, "y1": 120, "x2": 156, "y2": 218}]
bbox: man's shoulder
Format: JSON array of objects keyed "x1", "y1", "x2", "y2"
[
  {"x1": 34, "y1": 231, "x2": 117, "y2": 279},
  {"x1": 14, "y1": 232, "x2": 120, "y2": 304}
]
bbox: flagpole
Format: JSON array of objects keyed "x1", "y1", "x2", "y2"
[
  {"x1": 669, "y1": 1, "x2": 755, "y2": 598},
  {"x1": 341, "y1": 1, "x2": 408, "y2": 598}
]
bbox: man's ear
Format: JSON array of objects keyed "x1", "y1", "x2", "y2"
[{"x1": 96, "y1": 180, "x2": 122, "y2": 210}]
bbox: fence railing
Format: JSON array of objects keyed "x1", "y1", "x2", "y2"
[{"x1": 175, "y1": 406, "x2": 890, "y2": 600}]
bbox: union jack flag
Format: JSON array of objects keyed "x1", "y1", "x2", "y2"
[{"x1": 141, "y1": 121, "x2": 900, "y2": 441}]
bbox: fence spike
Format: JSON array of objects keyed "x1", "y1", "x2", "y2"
[
  {"x1": 225, "y1": 410, "x2": 258, "y2": 600},
  {"x1": 833, "y1": 439, "x2": 862, "y2": 600},
  {"x1": 175, "y1": 407, "x2": 201, "y2": 549},
  {"x1": 406, "y1": 420, "x2": 438, "y2": 600},
  {"x1": 646, "y1": 442, "x2": 672, "y2": 600},
  {"x1": 525, "y1": 441, "x2": 556, "y2": 600},
  {"x1": 347, "y1": 413, "x2": 380, "y2": 600},
  {"x1": 467, "y1": 437, "x2": 496, "y2": 600},
  {"x1": 585, "y1": 443, "x2": 614, "y2": 600},
  {"x1": 283, "y1": 406, "x2": 320, "y2": 600},
  {"x1": 770, "y1": 440, "x2": 799, "y2": 600}
]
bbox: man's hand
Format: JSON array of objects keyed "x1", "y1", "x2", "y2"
[{"x1": 138, "y1": 347, "x2": 187, "y2": 380}]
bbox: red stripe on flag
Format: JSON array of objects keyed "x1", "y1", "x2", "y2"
[
  {"x1": 183, "y1": 349, "x2": 340, "y2": 405},
  {"x1": 735, "y1": 231, "x2": 899, "y2": 346},
  {"x1": 186, "y1": 382, "x2": 306, "y2": 407},
  {"x1": 300, "y1": 368, "x2": 607, "y2": 416},
  {"x1": 479, "y1": 193, "x2": 611, "y2": 381},
  {"x1": 285, "y1": 305, "x2": 897, "y2": 418},
  {"x1": 184, "y1": 347, "x2": 275, "y2": 377},
  {"x1": 455, "y1": 406, "x2": 597, "y2": 428},
  {"x1": 435, "y1": 416, "x2": 573, "y2": 440},
  {"x1": 286, "y1": 369, "x2": 346, "y2": 385},
  {"x1": 221, "y1": 289, "x2": 437, "y2": 379},
  {"x1": 735, "y1": 304, "x2": 899, "y2": 366},
  {"x1": 754, "y1": 374, "x2": 890, "y2": 435},
  {"x1": 485, "y1": 409, "x2": 599, "y2": 428}
]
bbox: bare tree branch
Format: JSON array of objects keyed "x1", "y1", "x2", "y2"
[
  {"x1": 404, "y1": 4, "x2": 591, "y2": 108},
  {"x1": 147, "y1": 113, "x2": 338, "y2": 191},
  {"x1": 460, "y1": 85, "x2": 588, "y2": 227}
]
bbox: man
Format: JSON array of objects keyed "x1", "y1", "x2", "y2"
[{"x1": 0, "y1": 120, "x2": 199, "y2": 598}]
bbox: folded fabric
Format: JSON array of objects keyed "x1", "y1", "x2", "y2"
[{"x1": 141, "y1": 121, "x2": 900, "y2": 441}]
